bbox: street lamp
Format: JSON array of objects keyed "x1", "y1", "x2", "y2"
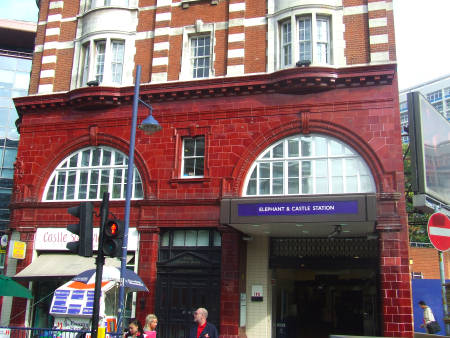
[{"x1": 116, "y1": 65, "x2": 161, "y2": 334}]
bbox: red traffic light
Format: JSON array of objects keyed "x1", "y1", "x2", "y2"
[{"x1": 104, "y1": 219, "x2": 123, "y2": 238}]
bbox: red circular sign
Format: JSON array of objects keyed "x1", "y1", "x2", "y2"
[{"x1": 428, "y1": 212, "x2": 450, "y2": 251}]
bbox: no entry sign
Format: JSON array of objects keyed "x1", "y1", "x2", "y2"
[{"x1": 428, "y1": 212, "x2": 450, "y2": 251}]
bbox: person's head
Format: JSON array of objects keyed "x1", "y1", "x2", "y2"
[
  {"x1": 144, "y1": 314, "x2": 158, "y2": 331},
  {"x1": 419, "y1": 300, "x2": 427, "y2": 309},
  {"x1": 193, "y1": 308, "x2": 208, "y2": 325},
  {"x1": 128, "y1": 319, "x2": 143, "y2": 336}
]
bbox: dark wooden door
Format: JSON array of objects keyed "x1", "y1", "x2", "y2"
[{"x1": 156, "y1": 272, "x2": 220, "y2": 338}]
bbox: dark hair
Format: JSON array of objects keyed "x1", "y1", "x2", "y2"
[
  {"x1": 419, "y1": 300, "x2": 426, "y2": 306},
  {"x1": 126, "y1": 319, "x2": 144, "y2": 337}
]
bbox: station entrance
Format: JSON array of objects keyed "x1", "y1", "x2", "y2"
[{"x1": 271, "y1": 237, "x2": 380, "y2": 338}]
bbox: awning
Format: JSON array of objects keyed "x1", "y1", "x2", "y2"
[{"x1": 14, "y1": 254, "x2": 133, "y2": 280}]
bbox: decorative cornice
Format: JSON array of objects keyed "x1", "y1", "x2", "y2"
[{"x1": 13, "y1": 64, "x2": 396, "y2": 115}]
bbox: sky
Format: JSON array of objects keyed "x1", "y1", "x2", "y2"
[{"x1": 1, "y1": 0, "x2": 450, "y2": 90}]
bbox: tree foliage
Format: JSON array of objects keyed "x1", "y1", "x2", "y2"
[{"x1": 403, "y1": 143, "x2": 431, "y2": 243}]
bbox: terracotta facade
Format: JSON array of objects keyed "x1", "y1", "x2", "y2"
[{"x1": 7, "y1": 0, "x2": 413, "y2": 337}]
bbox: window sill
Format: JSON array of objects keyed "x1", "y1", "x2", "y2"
[{"x1": 169, "y1": 177, "x2": 211, "y2": 187}]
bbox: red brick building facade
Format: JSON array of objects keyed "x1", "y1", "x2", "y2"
[{"x1": 7, "y1": 0, "x2": 413, "y2": 337}]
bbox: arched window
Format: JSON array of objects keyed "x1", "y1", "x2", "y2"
[
  {"x1": 43, "y1": 146, "x2": 144, "y2": 201},
  {"x1": 243, "y1": 134, "x2": 375, "y2": 196}
]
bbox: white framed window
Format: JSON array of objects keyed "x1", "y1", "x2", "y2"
[
  {"x1": 281, "y1": 21, "x2": 292, "y2": 67},
  {"x1": 43, "y1": 146, "x2": 144, "y2": 201},
  {"x1": 181, "y1": 136, "x2": 205, "y2": 177},
  {"x1": 84, "y1": 0, "x2": 129, "y2": 11},
  {"x1": 180, "y1": 21, "x2": 215, "y2": 80},
  {"x1": 191, "y1": 35, "x2": 211, "y2": 78},
  {"x1": 78, "y1": 39, "x2": 125, "y2": 86},
  {"x1": 111, "y1": 40, "x2": 125, "y2": 83},
  {"x1": 81, "y1": 43, "x2": 90, "y2": 86},
  {"x1": 243, "y1": 134, "x2": 375, "y2": 196},
  {"x1": 276, "y1": 13, "x2": 333, "y2": 69},
  {"x1": 298, "y1": 16, "x2": 312, "y2": 63},
  {"x1": 427, "y1": 90, "x2": 442, "y2": 103},
  {"x1": 315, "y1": 16, "x2": 330, "y2": 64},
  {"x1": 95, "y1": 40, "x2": 106, "y2": 83}
]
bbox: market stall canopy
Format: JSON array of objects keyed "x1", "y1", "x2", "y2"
[
  {"x1": 0, "y1": 275, "x2": 33, "y2": 298},
  {"x1": 14, "y1": 254, "x2": 133, "y2": 280}
]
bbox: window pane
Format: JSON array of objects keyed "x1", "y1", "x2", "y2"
[
  {"x1": 247, "y1": 179, "x2": 256, "y2": 195},
  {"x1": 89, "y1": 170, "x2": 99, "y2": 199},
  {"x1": 288, "y1": 139, "x2": 299, "y2": 157},
  {"x1": 195, "y1": 158, "x2": 204, "y2": 176},
  {"x1": 316, "y1": 177, "x2": 328, "y2": 194},
  {"x1": 95, "y1": 41, "x2": 106, "y2": 83},
  {"x1": 184, "y1": 138, "x2": 195, "y2": 156},
  {"x1": 66, "y1": 171, "x2": 76, "y2": 200},
  {"x1": 273, "y1": 178, "x2": 283, "y2": 194},
  {"x1": 196, "y1": 137, "x2": 205, "y2": 156},
  {"x1": 197, "y1": 230, "x2": 209, "y2": 246},
  {"x1": 288, "y1": 178, "x2": 299, "y2": 194},
  {"x1": 315, "y1": 137, "x2": 327, "y2": 156},
  {"x1": 273, "y1": 143, "x2": 284, "y2": 158},
  {"x1": 302, "y1": 161, "x2": 311, "y2": 177},
  {"x1": 331, "y1": 159, "x2": 342, "y2": 176},
  {"x1": 3, "y1": 148, "x2": 17, "y2": 168},
  {"x1": 92, "y1": 148, "x2": 101, "y2": 166},
  {"x1": 111, "y1": 40, "x2": 124, "y2": 84},
  {"x1": 173, "y1": 231, "x2": 185, "y2": 246},
  {"x1": 346, "y1": 176, "x2": 358, "y2": 192},
  {"x1": 259, "y1": 163, "x2": 270, "y2": 178},
  {"x1": 82, "y1": 150, "x2": 90, "y2": 166},
  {"x1": 161, "y1": 232, "x2": 169, "y2": 246},
  {"x1": 332, "y1": 176, "x2": 343, "y2": 193},
  {"x1": 69, "y1": 155, "x2": 78, "y2": 167},
  {"x1": 273, "y1": 162, "x2": 283, "y2": 178},
  {"x1": 185, "y1": 230, "x2": 197, "y2": 246},
  {"x1": 301, "y1": 138, "x2": 312, "y2": 156},
  {"x1": 316, "y1": 159, "x2": 327, "y2": 177},
  {"x1": 288, "y1": 161, "x2": 299, "y2": 177},
  {"x1": 102, "y1": 150, "x2": 111, "y2": 165},
  {"x1": 259, "y1": 179, "x2": 270, "y2": 195},
  {"x1": 115, "y1": 152, "x2": 124, "y2": 165},
  {"x1": 213, "y1": 231, "x2": 221, "y2": 246},
  {"x1": 82, "y1": 44, "x2": 90, "y2": 85},
  {"x1": 46, "y1": 176, "x2": 55, "y2": 200},
  {"x1": 184, "y1": 158, "x2": 195, "y2": 176},
  {"x1": 346, "y1": 158, "x2": 357, "y2": 176},
  {"x1": 302, "y1": 177, "x2": 312, "y2": 194}
]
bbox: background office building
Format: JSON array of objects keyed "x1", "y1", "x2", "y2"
[
  {"x1": 8, "y1": 0, "x2": 413, "y2": 337},
  {"x1": 0, "y1": 19, "x2": 36, "y2": 272}
]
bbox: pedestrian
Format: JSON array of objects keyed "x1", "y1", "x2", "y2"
[
  {"x1": 419, "y1": 300, "x2": 440, "y2": 333},
  {"x1": 143, "y1": 314, "x2": 158, "y2": 338},
  {"x1": 124, "y1": 319, "x2": 145, "y2": 338},
  {"x1": 187, "y1": 308, "x2": 218, "y2": 338}
]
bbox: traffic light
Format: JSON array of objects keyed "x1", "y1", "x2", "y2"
[
  {"x1": 66, "y1": 202, "x2": 94, "y2": 257},
  {"x1": 102, "y1": 218, "x2": 124, "y2": 258}
]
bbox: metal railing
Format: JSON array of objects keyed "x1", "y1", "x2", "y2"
[{"x1": 0, "y1": 327, "x2": 91, "y2": 338}]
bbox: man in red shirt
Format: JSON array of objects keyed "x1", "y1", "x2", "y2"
[{"x1": 187, "y1": 308, "x2": 218, "y2": 338}]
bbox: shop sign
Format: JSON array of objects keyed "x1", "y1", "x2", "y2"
[
  {"x1": 8, "y1": 240, "x2": 26, "y2": 259},
  {"x1": 34, "y1": 228, "x2": 139, "y2": 251},
  {"x1": 0, "y1": 328, "x2": 11, "y2": 338},
  {"x1": 238, "y1": 200, "x2": 358, "y2": 217},
  {"x1": 251, "y1": 285, "x2": 263, "y2": 302}
]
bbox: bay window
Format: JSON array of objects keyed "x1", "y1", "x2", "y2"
[
  {"x1": 278, "y1": 14, "x2": 331, "y2": 68},
  {"x1": 79, "y1": 38, "x2": 125, "y2": 86}
]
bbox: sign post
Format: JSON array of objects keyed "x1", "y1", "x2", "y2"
[{"x1": 427, "y1": 212, "x2": 450, "y2": 336}]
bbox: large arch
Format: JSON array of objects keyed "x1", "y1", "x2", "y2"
[
  {"x1": 231, "y1": 118, "x2": 386, "y2": 196},
  {"x1": 31, "y1": 132, "x2": 152, "y2": 201}
]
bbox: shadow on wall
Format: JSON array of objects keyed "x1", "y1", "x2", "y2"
[{"x1": 412, "y1": 279, "x2": 448, "y2": 336}]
